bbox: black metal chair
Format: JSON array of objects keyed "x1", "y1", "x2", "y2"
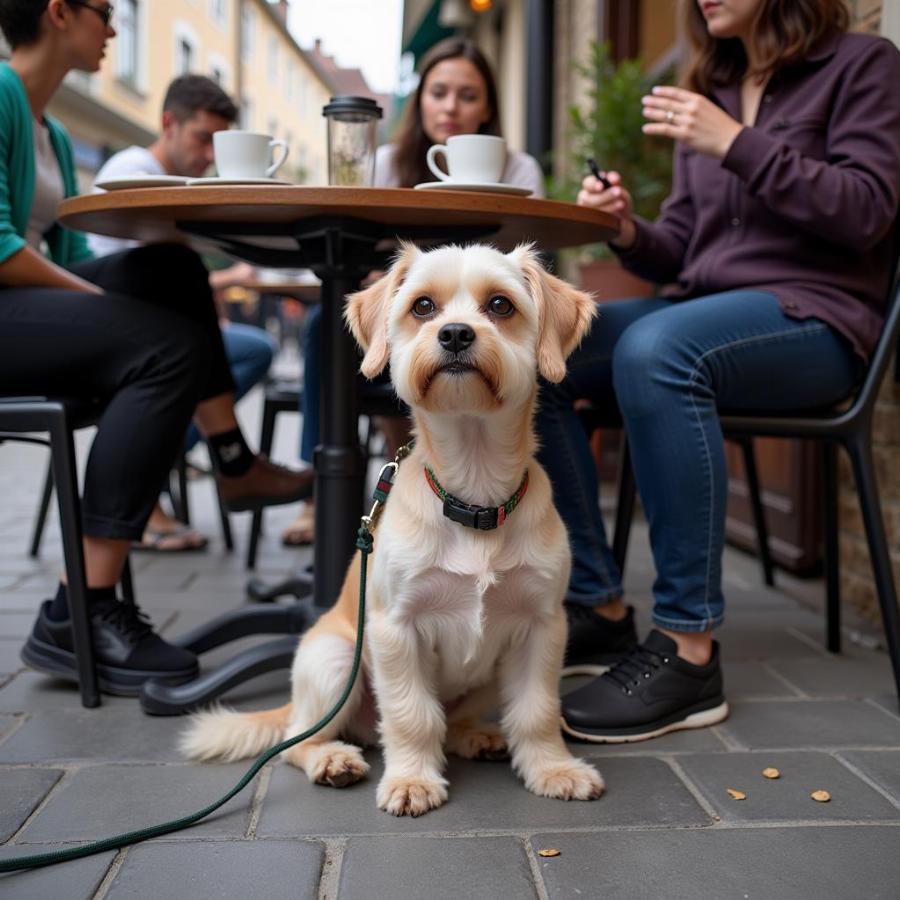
[
  {"x1": 244, "y1": 377, "x2": 409, "y2": 570},
  {"x1": 0, "y1": 396, "x2": 135, "y2": 708},
  {"x1": 609, "y1": 250, "x2": 900, "y2": 705}
]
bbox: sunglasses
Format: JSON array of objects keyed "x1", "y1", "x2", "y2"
[{"x1": 67, "y1": 0, "x2": 115, "y2": 27}]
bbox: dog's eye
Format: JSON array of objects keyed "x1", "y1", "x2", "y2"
[
  {"x1": 488, "y1": 295, "x2": 514, "y2": 317},
  {"x1": 411, "y1": 296, "x2": 435, "y2": 317}
]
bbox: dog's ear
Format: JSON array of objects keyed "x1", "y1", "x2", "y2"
[
  {"x1": 345, "y1": 242, "x2": 420, "y2": 378},
  {"x1": 511, "y1": 244, "x2": 597, "y2": 383}
]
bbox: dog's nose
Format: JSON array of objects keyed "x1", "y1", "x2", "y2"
[{"x1": 438, "y1": 323, "x2": 476, "y2": 354}]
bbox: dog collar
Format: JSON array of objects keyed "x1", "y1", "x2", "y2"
[{"x1": 424, "y1": 466, "x2": 529, "y2": 530}]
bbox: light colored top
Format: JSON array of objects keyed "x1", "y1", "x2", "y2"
[
  {"x1": 27, "y1": 118, "x2": 65, "y2": 251},
  {"x1": 373, "y1": 143, "x2": 545, "y2": 197},
  {"x1": 88, "y1": 146, "x2": 165, "y2": 256},
  {"x1": 0, "y1": 62, "x2": 93, "y2": 268}
]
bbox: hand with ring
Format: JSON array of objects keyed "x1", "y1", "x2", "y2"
[{"x1": 642, "y1": 85, "x2": 744, "y2": 160}]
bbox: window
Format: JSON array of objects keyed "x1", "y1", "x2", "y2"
[
  {"x1": 177, "y1": 38, "x2": 194, "y2": 75},
  {"x1": 241, "y1": 6, "x2": 254, "y2": 61},
  {"x1": 209, "y1": 0, "x2": 226, "y2": 26},
  {"x1": 268, "y1": 37, "x2": 278, "y2": 84},
  {"x1": 115, "y1": 0, "x2": 138, "y2": 85},
  {"x1": 240, "y1": 97, "x2": 253, "y2": 131}
]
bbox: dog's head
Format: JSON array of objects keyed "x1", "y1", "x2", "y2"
[{"x1": 345, "y1": 243, "x2": 596, "y2": 413}]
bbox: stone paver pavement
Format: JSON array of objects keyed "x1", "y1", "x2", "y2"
[{"x1": 1, "y1": 391, "x2": 899, "y2": 899}]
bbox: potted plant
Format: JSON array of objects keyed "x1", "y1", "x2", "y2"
[{"x1": 550, "y1": 41, "x2": 674, "y2": 300}]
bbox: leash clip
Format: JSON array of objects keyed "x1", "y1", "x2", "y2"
[{"x1": 361, "y1": 460, "x2": 398, "y2": 531}]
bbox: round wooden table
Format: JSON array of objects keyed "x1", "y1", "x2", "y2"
[{"x1": 59, "y1": 185, "x2": 617, "y2": 713}]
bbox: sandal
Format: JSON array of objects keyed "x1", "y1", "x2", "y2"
[
  {"x1": 281, "y1": 503, "x2": 315, "y2": 546},
  {"x1": 133, "y1": 523, "x2": 209, "y2": 553}
]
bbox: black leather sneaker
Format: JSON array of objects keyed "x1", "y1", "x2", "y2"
[
  {"x1": 561, "y1": 629, "x2": 728, "y2": 743},
  {"x1": 563, "y1": 604, "x2": 638, "y2": 676},
  {"x1": 21, "y1": 599, "x2": 198, "y2": 697}
]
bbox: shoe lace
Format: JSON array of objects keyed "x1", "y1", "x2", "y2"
[
  {"x1": 95, "y1": 601, "x2": 154, "y2": 642},
  {"x1": 604, "y1": 644, "x2": 670, "y2": 693}
]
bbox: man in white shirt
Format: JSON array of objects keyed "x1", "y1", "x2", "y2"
[{"x1": 90, "y1": 75, "x2": 281, "y2": 552}]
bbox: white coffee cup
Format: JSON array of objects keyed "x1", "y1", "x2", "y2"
[
  {"x1": 213, "y1": 130, "x2": 289, "y2": 179},
  {"x1": 425, "y1": 134, "x2": 506, "y2": 184}
]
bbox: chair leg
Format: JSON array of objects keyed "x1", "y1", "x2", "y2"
[
  {"x1": 246, "y1": 397, "x2": 279, "y2": 569},
  {"x1": 215, "y1": 485, "x2": 234, "y2": 553},
  {"x1": 846, "y1": 435, "x2": 900, "y2": 708},
  {"x1": 612, "y1": 434, "x2": 636, "y2": 575},
  {"x1": 48, "y1": 416, "x2": 100, "y2": 708},
  {"x1": 738, "y1": 436, "x2": 775, "y2": 587},
  {"x1": 823, "y1": 442, "x2": 841, "y2": 653},
  {"x1": 29, "y1": 459, "x2": 54, "y2": 558},
  {"x1": 120, "y1": 556, "x2": 135, "y2": 606},
  {"x1": 173, "y1": 455, "x2": 190, "y2": 525}
]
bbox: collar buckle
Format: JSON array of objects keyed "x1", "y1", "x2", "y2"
[{"x1": 443, "y1": 500, "x2": 498, "y2": 530}]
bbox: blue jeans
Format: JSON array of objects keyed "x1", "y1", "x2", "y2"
[
  {"x1": 184, "y1": 322, "x2": 276, "y2": 452},
  {"x1": 535, "y1": 291, "x2": 861, "y2": 632}
]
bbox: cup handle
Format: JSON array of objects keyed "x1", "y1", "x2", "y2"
[
  {"x1": 425, "y1": 144, "x2": 451, "y2": 181},
  {"x1": 266, "y1": 140, "x2": 289, "y2": 178}
]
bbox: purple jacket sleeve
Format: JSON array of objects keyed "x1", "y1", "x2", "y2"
[
  {"x1": 722, "y1": 39, "x2": 900, "y2": 253},
  {"x1": 611, "y1": 141, "x2": 696, "y2": 283}
]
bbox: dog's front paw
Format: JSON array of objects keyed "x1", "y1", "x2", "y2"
[
  {"x1": 309, "y1": 744, "x2": 370, "y2": 788},
  {"x1": 447, "y1": 722, "x2": 509, "y2": 761},
  {"x1": 526, "y1": 758, "x2": 604, "y2": 801},
  {"x1": 377, "y1": 774, "x2": 448, "y2": 817}
]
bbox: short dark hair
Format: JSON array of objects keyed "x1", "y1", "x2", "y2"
[
  {"x1": 162, "y1": 74, "x2": 238, "y2": 124},
  {"x1": 0, "y1": 0, "x2": 51, "y2": 49}
]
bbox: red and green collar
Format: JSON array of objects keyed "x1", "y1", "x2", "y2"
[{"x1": 424, "y1": 466, "x2": 529, "y2": 530}]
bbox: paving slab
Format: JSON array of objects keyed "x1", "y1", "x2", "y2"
[
  {"x1": 839, "y1": 751, "x2": 900, "y2": 804},
  {"x1": 0, "y1": 612, "x2": 44, "y2": 639},
  {"x1": 0, "y1": 848, "x2": 115, "y2": 900},
  {"x1": 0, "y1": 768, "x2": 63, "y2": 841},
  {"x1": 18, "y1": 763, "x2": 258, "y2": 843},
  {"x1": 713, "y1": 623, "x2": 825, "y2": 661},
  {"x1": 718, "y1": 699, "x2": 900, "y2": 749},
  {"x1": 338, "y1": 836, "x2": 538, "y2": 900},
  {"x1": 571, "y1": 725, "x2": 728, "y2": 756},
  {"x1": 0, "y1": 705, "x2": 189, "y2": 763},
  {"x1": 0, "y1": 713, "x2": 17, "y2": 742},
  {"x1": 105, "y1": 839, "x2": 323, "y2": 900},
  {"x1": 720, "y1": 660, "x2": 803, "y2": 699},
  {"x1": 531, "y1": 826, "x2": 900, "y2": 900},
  {"x1": 0, "y1": 671, "x2": 133, "y2": 714},
  {"x1": 676, "y1": 751, "x2": 900, "y2": 822},
  {"x1": 767, "y1": 654, "x2": 896, "y2": 697},
  {"x1": 256, "y1": 754, "x2": 709, "y2": 837}
]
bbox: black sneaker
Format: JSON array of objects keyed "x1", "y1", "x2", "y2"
[
  {"x1": 563, "y1": 604, "x2": 638, "y2": 676},
  {"x1": 561, "y1": 629, "x2": 728, "y2": 743},
  {"x1": 21, "y1": 599, "x2": 198, "y2": 697}
]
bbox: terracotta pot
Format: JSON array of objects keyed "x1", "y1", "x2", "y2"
[{"x1": 578, "y1": 259, "x2": 653, "y2": 303}]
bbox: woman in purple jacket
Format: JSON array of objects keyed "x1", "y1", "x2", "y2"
[{"x1": 545, "y1": 0, "x2": 900, "y2": 742}]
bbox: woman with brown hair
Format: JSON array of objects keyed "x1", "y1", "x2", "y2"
[
  {"x1": 536, "y1": 0, "x2": 900, "y2": 741},
  {"x1": 282, "y1": 37, "x2": 543, "y2": 546}
]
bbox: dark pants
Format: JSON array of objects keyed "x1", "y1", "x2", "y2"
[{"x1": 0, "y1": 244, "x2": 235, "y2": 540}]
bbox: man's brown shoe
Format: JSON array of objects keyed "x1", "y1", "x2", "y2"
[{"x1": 217, "y1": 456, "x2": 314, "y2": 512}]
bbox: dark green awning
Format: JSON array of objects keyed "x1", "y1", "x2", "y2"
[{"x1": 402, "y1": 0, "x2": 455, "y2": 63}]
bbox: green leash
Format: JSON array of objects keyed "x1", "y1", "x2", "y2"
[{"x1": 0, "y1": 447, "x2": 409, "y2": 874}]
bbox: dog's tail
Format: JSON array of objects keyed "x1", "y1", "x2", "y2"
[{"x1": 179, "y1": 702, "x2": 293, "y2": 762}]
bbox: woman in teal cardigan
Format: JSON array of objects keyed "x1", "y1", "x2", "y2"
[{"x1": 0, "y1": 1, "x2": 304, "y2": 696}]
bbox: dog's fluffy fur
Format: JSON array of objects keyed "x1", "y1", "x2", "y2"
[{"x1": 181, "y1": 243, "x2": 603, "y2": 815}]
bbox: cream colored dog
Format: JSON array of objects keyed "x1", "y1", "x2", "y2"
[{"x1": 181, "y1": 243, "x2": 603, "y2": 816}]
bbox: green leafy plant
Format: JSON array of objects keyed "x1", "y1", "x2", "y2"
[{"x1": 550, "y1": 42, "x2": 674, "y2": 258}]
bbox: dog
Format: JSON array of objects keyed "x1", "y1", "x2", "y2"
[{"x1": 181, "y1": 243, "x2": 604, "y2": 816}]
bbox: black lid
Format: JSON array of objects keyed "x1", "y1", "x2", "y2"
[{"x1": 322, "y1": 95, "x2": 383, "y2": 119}]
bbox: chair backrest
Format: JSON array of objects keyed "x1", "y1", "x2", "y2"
[{"x1": 847, "y1": 218, "x2": 900, "y2": 418}]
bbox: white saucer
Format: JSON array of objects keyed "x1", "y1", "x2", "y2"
[
  {"x1": 95, "y1": 175, "x2": 190, "y2": 190},
  {"x1": 186, "y1": 176, "x2": 292, "y2": 186},
  {"x1": 414, "y1": 181, "x2": 532, "y2": 197}
]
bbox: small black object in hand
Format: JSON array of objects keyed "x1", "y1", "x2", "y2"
[{"x1": 586, "y1": 158, "x2": 613, "y2": 191}]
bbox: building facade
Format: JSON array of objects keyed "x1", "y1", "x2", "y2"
[{"x1": 1, "y1": 0, "x2": 337, "y2": 186}]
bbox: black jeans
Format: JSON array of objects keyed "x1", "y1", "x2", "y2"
[{"x1": 0, "y1": 244, "x2": 235, "y2": 540}]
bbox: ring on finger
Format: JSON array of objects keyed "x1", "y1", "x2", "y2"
[{"x1": 666, "y1": 109, "x2": 675, "y2": 123}]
